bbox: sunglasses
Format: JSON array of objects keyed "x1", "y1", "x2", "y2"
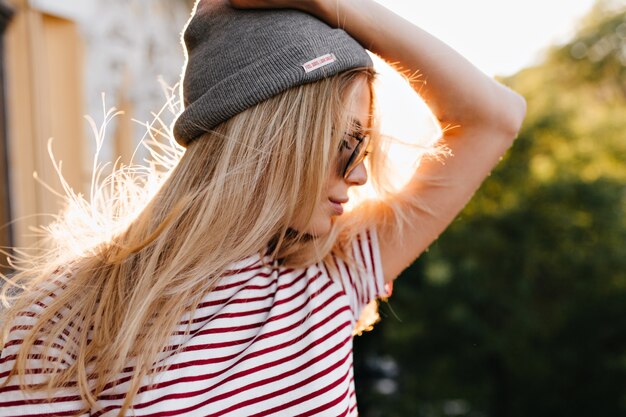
[{"x1": 340, "y1": 130, "x2": 371, "y2": 179}]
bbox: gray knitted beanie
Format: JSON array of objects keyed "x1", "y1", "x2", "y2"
[{"x1": 172, "y1": 0, "x2": 373, "y2": 147}]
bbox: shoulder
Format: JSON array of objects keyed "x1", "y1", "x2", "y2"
[{"x1": 317, "y1": 228, "x2": 391, "y2": 326}]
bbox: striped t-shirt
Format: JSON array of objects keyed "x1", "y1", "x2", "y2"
[{"x1": 0, "y1": 228, "x2": 389, "y2": 416}]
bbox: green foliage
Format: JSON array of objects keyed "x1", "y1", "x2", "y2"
[{"x1": 354, "y1": 3, "x2": 626, "y2": 416}]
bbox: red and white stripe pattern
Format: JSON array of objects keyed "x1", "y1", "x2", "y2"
[{"x1": 0, "y1": 228, "x2": 388, "y2": 416}]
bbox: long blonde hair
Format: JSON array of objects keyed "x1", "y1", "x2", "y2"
[{"x1": 0, "y1": 66, "x2": 428, "y2": 415}]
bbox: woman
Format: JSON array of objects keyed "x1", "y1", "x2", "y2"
[{"x1": 0, "y1": 0, "x2": 526, "y2": 415}]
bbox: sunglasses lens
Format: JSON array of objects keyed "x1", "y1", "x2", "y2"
[{"x1": 343, "y1": 135, "x2": 370, "y2": 178}]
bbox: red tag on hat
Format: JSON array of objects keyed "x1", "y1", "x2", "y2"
[{"x1": 302, "y1": 53, "x2": 337, "y2": 73}]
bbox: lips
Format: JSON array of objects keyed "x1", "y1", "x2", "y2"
[{"x1": 328, "y1": 197, "x2": 348, "y2": 215}]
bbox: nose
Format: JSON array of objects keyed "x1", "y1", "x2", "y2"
[{"x1": 345, "y1": 160, "x2": 368, "y2": 186}]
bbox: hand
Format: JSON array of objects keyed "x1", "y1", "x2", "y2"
[
  {"x1": 229, "y1": 0, "x2": 289, "y2": 8},
  {"x1": 228, "y1": 0, "x2": 323, "y2": 15}
]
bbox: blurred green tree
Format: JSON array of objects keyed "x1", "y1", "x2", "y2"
[{"x1": 354, "y1": 2, "x2": 626, "y2": 416}]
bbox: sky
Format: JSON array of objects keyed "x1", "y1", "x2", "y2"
[{"x1": 377, "y1": 0, "x2": 600, "y2": 77}]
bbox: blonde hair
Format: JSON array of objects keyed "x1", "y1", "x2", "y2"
[{"x1": 0, "y1": 66, "x2": 431, "y2": 415}]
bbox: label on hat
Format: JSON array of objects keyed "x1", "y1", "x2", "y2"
[{"x1": 302, "y1": 53, "x2": 337, "y2": 73}]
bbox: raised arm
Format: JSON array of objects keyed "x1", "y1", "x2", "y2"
[
  {"x1": 230, "y1": 0, "x2": 527, "y2": 282},
  {"x1": 306, "y1": 0, "x2": 527, "y2": 282},
  {"x1": 309, "y1": 0, "x2": 526, "y2": 281}
]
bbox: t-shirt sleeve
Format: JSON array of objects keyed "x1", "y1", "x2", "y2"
[{"x1": 320, "y1": 227, "x2": 391, "y2": 326}]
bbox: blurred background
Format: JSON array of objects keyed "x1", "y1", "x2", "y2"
[
  {"x1": 0, "y1": 0, "x2": 194, "y2": 263},
  {"x1": 1, "y1": 0, "x2": 625, "y2": 416}
]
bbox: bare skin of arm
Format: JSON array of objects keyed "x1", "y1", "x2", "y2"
[{"x1": 230, "y1": 0, "x2": 528, "y2": 282}]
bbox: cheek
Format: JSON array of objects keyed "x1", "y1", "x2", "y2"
[
  {"x1": 304, "y1": 201, "x2": 333, "y2": 237},
  {"x1": 335, "y1": 154, "x2": 348, "y2": 178},
  {"x1": 293, "y1": 176, "x2": 341, "y2": 236},
  {"x1": 289, "y1": 199, "x2": 330, "y2": 236}
]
